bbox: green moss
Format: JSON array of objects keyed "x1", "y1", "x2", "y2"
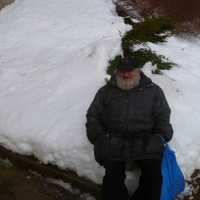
[
  {"x1": 107, "y1": 49, "x2": 175, "y2": 76},
  {"x1": 107, "y1": 16, "x2": 176, "y2": 76},
  {"x1": 124, "y1": 16, "x2": 135, "y2": 26},
  {"x1": 124, "y1": 17, "x2": 174, "y2": 42},
  {"x1": 133, "y1": 49, "x2": 175, "y2": 70},
  {"x1": 106, "y1": 55, "x2": 123, "y2": 76},
  {"x1": 122, "y1": 17, "x2": 175, "y2": 56}
]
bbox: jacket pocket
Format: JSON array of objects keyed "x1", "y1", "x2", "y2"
[
  {"x1": 94, "y1": 135, "x2": 125, "y2": 165},
  {"x1": 144, "y1": 134, "x2": 164, "y2": 154}
]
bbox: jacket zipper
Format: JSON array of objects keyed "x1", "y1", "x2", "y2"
[
  {"x1": 125, "y1": 84, "x2": 153, "y2": 134},
  {"x1": 126, "y1": 91, "x2": 129, "y2": 134}
]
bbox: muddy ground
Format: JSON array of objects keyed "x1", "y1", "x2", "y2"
[
  {"x1": 0, "y1": 159, "x2": 94, "y2": 200},
  {"x1": 0, "y1": 0, "x2": 14, "y2": 10}
]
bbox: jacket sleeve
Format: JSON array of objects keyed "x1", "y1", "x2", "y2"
[
  {"x1": 152, "y1": 86, "x2": 173, "y2": 142},
  {"x1": 85, "y1": 87, "x2": 106, "y2": 145}
]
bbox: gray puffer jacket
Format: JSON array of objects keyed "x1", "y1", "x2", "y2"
[{"x1": 86, "y1": 72, "x2": 173, "y2": 166}]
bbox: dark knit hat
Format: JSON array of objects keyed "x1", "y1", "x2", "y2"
[{"x1": 117, "y1": 57, "x2": 142, "y2": 71}]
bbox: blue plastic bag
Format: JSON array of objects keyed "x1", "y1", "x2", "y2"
[{"x1": 160, "y1": 142, "x2": 185, "y2": 200}]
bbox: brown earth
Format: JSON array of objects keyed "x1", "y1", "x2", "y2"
[
  {"x1": 117, "y1": 0, "x2": 200, "y2": 33},
  {"x1": 183, "y1": 169, "x2": 200, "y2": 200},
  {"x1": 0, "y1": 0, "x2": 14, "y2": 10},
  {"x1": 0, "y1": 159, "x2": 95, "y2": 200}
]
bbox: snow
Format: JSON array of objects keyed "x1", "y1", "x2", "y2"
[
  {"x1": 47, "y1": 178, "x2": 96, "y2": 200},
  {"x1": 145, "y1": 37, "x2": 200, "y2": 179},
  {"x1": 0, "y1": 0, "x2": 129, "y2": 183},
  {"x1": 0, "y1": 0, "x2": 200, "y2": 190}
]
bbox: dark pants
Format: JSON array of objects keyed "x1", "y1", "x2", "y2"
[{"x1": 102, "y1": 159, "x2": 162, "y2": 200}]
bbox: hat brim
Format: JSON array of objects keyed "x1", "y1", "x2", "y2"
[{"x1": 117, "y1": 65, "x2": 139, "y2": 71}]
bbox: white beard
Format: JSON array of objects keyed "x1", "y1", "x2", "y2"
[{"x1": 116, "y1": 73, "x2": 141, "y2": 90}]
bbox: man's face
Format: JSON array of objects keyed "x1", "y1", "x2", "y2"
[
  {"x1": 115, "y1": 68, "x2": 141, "y2": 90},
  {"x1": 117, "y1": 68, "x2": 140, "y2": 80}
]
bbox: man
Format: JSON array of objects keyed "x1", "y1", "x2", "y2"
[{"x1": 85, "y1": 57, "x2": 173, "y2": 200}]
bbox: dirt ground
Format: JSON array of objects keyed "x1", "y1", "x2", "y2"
[
  {"x1": 0, "y1": 0, "x2": 14, "y2": 10},
  {"x1": 0, "y1": 159, "x2": 94, "y2": 200},
  {"x1": 118, "y1": 0, "x2": 200, "y2": 32}
]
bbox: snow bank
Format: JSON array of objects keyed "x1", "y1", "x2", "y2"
[
  {"x1": 0, "y1": 0, "x2": 200, "y2": 185},
  {"x1": 0, "y1": 0, "x2": 128, "y2": 183},
  {"x1": 145, "y1": 37, "x2": 200, "y2": 179}
]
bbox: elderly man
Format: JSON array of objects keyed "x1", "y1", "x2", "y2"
[{"x1": 85, "y1": 57, "x2": 173, "y2": 200}]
